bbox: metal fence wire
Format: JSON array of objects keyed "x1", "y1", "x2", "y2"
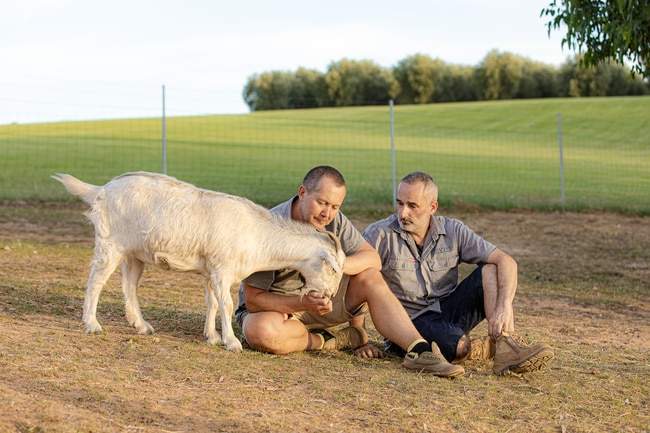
[{"x1": 1, "y1": 93, "x2": 648, "y2": 214}]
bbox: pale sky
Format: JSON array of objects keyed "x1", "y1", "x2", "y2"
[{"x1": 0, "y1": 0, "x2": 573, "y2": 124}]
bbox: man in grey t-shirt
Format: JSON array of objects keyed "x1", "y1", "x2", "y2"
[
  {"x1": 363, "y1": 171, "x2": 554, "y2": 375},
  {"x1": 235, "y1": 166, "x2": 464, "y2": 378}
]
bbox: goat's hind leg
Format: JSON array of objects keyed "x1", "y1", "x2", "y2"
[
  {"x1": 203, "y1": 278, "x2": 222, "y2": 345},
  {"x1": 122, "y1": 256, "x2": 154, "y2": 335},
  {"x1": 83, "y1": 242, "x2": 123, "y2": 333}
]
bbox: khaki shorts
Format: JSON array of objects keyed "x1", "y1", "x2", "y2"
[
  {"x1": 240, "y1": 274, "x2": 368, "y2": 334},
  {"x1": 292, "y1": 274, "x2": 367, "y2": 331}
]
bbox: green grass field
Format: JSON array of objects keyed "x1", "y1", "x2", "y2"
[{"x1": 1, "y1": 96, "x2": 648, "y2": 213}]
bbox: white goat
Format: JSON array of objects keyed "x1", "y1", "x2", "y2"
[{"x1": 52, "y1": 171, "x2": 345, "y2": 352}]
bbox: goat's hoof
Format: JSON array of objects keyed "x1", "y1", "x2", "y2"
[
  {"x1": 225, "y1": 339, "x2": 243, "y2": 353},
  {"x1": 84, "y1": 322, "x2": 103, "y2": 333},
  {"x1": 205, "y1": 328, "x2": 223, "y2": 345},
  {"x1": 135, "y1": 323, "x2": 155, "y2": 335},
  {"x1": 205, "y1": 335, "x2": 223, "y2": 345}
]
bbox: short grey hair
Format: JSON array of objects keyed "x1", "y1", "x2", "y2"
[{"x1": 400, "y1": 171, "x2": 438, "y2": 201}]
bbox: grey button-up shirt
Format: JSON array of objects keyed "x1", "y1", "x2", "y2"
[{"x1": 363, "y1": 214, "x2": 496, "y2": 319}]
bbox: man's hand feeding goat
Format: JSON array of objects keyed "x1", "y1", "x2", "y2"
[{"x1": 53, "y1": 172, "x2": 345, "y2": 352}]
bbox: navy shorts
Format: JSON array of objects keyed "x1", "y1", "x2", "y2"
[{"x1": 387, "y1": 265, "x2": 486, "y2": 362}]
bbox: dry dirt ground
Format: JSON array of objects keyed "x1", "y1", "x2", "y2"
[{"x1": 0, "y1": 202, "x2": 648, "y2": 432}]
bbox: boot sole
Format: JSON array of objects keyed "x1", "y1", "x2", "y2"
[{"x1": 493, "y1": 347, "x2": 554, "y2": 375}]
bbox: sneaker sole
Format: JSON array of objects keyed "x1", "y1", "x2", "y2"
[
  {"x1": 493, "y1": 348, "x2": 554, "y2": 375},
  {"x1": 402, "y1": 363, "x2": 465, "y2": 378}
]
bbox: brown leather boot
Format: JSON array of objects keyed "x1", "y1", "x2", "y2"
[
  {"x1": 493, "y1": 332, "x2": 554, "y2": 375},
  {"x1": 468, "y1": 336, "x2": 496, "y2": 360}
]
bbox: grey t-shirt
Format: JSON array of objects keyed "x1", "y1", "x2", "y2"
[{"x1": 363, "y1": 214, "x2": 496, "y2": 319}]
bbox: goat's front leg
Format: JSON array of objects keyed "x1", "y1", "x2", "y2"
[
  {"x1": 203, "y1": 278, "x2": 222, "y2": 345},
  {"x1": 218, "y1": 281, "x2": 243, "y2": 352},
  {"x1": 122, "y1": 257, "x2": 154, "y2": 335},
  {"x1": 209, "y1": 275, "x2": 242, "y2": 352}
]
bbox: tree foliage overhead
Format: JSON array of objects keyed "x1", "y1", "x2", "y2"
[{"x1": 542, "y1": 0, "x2": 650, "y2": 78}]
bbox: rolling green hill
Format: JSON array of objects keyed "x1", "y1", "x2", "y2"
[{"x1": 1, "y1": 96, "x2": 648, "y2": 214}]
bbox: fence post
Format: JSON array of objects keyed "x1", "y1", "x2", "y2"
[
  {"x1": 390, "y1": 99, "x2": 396, "y2": 207},
  {"x1": 162, "y1": 85, "x2": 167, "y2": 175},
  {"x1": 558, "y1": 113, "x2": 565, "y2": 210}
]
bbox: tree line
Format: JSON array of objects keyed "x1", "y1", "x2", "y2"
[{"x1": 242, "y1": 50, "x2": 650, "y2": 111}]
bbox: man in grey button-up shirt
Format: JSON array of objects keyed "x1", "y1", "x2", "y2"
[{"x1": 364, "y1": 171, "x2": 553, "y2": 375}]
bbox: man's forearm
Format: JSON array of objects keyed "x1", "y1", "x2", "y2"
[
  {"x1": 344, "y1": 247, "x2": 382, "y2": 275},
  {"x1": 244, "y1": 285, "x2": 303, "y2": 314}
]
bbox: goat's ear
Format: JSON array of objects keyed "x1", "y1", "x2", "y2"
[
  {"x1": 324, "y1": 253, "x2": 343, "y2": 275},
  {"x1": 323, "y1": 231, "x2": 344, "y2": 274},
  {"x1": 324, "y1": 231, "x2": 342, "y2": 253}
]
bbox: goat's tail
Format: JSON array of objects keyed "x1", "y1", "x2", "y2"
[{"x1": 52, "y1": 173, "x2": 102, "y2": 205}]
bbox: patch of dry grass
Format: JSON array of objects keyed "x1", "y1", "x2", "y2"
[{"x1": 0, "y1": 203, "x2": 648, "y2": 432}]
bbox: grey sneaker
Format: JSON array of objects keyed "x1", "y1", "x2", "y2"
[
  {"x1": 402, "y1": 343, "x2": 465, "y2": 378},
  {"x1": 321, "y1": 326, "x2": 368, "y2": 351},
  {"x1": 493, "y1": 332, "x2": 554, "y2": 375}
]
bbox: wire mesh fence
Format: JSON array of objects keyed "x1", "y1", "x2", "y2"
[{"x1": 1, "y1": 89, "x2": 648, "y2": 214}]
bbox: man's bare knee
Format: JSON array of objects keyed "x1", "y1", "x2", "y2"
[
  {"x1": 244, "y1": 320, "x2": 284, "y2": 354},
  {"x1": 348, "y1": 268, "x2": 392, "y2": 307},
  {"x1": 349, "y1": 267, "x2": 383, "y2": 287}
]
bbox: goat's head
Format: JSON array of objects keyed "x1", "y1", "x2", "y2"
[{"x1": 301, "y1": 231, "x2": 346, "y2": 299}]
